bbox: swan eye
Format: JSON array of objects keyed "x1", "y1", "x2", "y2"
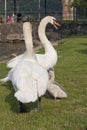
[{"x1": 53, "y1": 19, "x2": 60, "y2": 28}]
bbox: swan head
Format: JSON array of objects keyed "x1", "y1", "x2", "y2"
[{"x1": 46, "y1": 16, "x2": 60, "y2": 28}]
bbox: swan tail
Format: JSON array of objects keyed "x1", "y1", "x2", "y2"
[{"x1": 14, "y1": 90, "x2": 38, "y2": 103}]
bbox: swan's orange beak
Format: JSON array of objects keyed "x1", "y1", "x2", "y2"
[{"x1": 53, "y1": 20, "x2": 61, "y2": 28}]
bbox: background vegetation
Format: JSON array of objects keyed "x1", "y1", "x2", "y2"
[
  {"x1": 72, "y1": 0, "x2": 87, "y2": 19},
  {"x1": 72, "y1": 0, "x2": 87, "y2": 8}
]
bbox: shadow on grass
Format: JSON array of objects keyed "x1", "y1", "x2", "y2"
[
  {"x1": 4, "y1": 81, "x2": 62, "y2": 113},
  {"x1": 5, "y1": 82, "x2": 42, "y2": 114},
  {"x1": 80, "y1": 43, "x2": 87, "y2": 46},
  {"x1": 84, "y1": 126, "x2": 87, "y2": 130},
  {"x1": 45, "y1": 91, "x2": 55, "y2": 99},
  {"x1": 76, "y1": 49, "x2": 87, "y2": 55},
  {"x1": 5, "y1": 82, "x2": 19, "y2": 113}
]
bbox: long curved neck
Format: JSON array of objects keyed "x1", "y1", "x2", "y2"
[
  {"x1": 38, "y1": 18, "x2": 54, "y2": 52},
  {"x1": 23, "y1": 23, "x2": 35, "y2": 59}
]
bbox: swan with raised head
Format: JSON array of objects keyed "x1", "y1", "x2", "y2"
[
  {"x1": 7, "y1": 16, "x2": 60, "y2": 69},
  {"x1": 1, "y1": 16, "x2": 60, "y2": 84},
  {"x1": 47, "y1": 68, "x2": 67, "y2": 99},
  {"x1": 0, "y1": 16, "x2": 61, "y2": 105},
  {"x1": 10, "y1": 22, "x2": 49, "y2": 113}
]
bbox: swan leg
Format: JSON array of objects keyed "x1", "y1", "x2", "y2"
[
  {"x1": 31, "y1": 97, "x2": 42, "y2": 112},
  {"x1": 38, "y1": 97, "x2": 41, "y2": 109},
  {"x1": 19, "y1": 101, "x2": 28, "y2": 113}
]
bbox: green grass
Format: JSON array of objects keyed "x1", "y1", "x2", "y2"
[{"x1": 0, "y1": 36, "x2": 87, "y2": 130}]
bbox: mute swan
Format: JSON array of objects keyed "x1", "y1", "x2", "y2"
[
  {"x1": 47, "y1": 68, "x2": 67, "y2": 99},
  {"x1": 10, "y1": 22, "x2": 49, "y2": 113},
  {"x1": 7, "y1": 16, "x2": 60, "y2": 69},
  {"x1": 1, "y1": 16, "x2": 60, "y2": 84},
  {"x1": 0, "y1": 16, "x2": 60, "y2": 111}
]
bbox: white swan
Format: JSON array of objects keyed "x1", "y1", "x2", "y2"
[
  {"x1": 47, "y1": 68, "x2": 67, "y2": 99},
  {"x1": 0, "y1": 16, "x2": 61, "y2": 106},
  {"x1": 10, "y1": 22, "x2": 49, "y2": 112},
  {"x1": 7, "y1": 16, "x2": 60, "y2": 70},
  {"x1": 1, "y1": 16, "x2": 60, "y2": 84}
]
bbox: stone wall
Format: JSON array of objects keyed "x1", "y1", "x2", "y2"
[
  {"x1": 58, "y1": 22, "x2": 87, "y2": 38},
  {"x1": 0, "y1": 23, "x2": 23, "y2": 41},
  {"x1": 0, "y1": 22, "x2": 87, "y2": 42},
  {"x1": 0, "y1": 22, "x2": 59, "y2": 42}
]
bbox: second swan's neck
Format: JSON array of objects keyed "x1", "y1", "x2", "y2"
[{"x1": 38, "y1": 18, "x2": 54, "y2": 52}]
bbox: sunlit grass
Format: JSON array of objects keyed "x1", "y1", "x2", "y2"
[{"x1": 0, "y1": 36, "x2": 87, "y2": 130}]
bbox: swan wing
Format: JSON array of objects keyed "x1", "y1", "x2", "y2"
[
  {"x1": 36, "y1": 52, "x2": 57, "y2": 70},
  {"x1": 7, "y1": 51, "x2": 57, "y2": 70},
  {"x1": 32, "y1": 63, "x2": 49, "y2": 97},
  {"x1": 12, "y1": 60, "x2": 49, "y2": 103},
  {"x1": 47, "y1": 82, "x2": 67, "y2": 98},
  {"x1": 7, "y1": 54, "x2": 23, "y2": 68},
  {"x1": 12, "y1": 61, "x2": 38, "y2": 103}
]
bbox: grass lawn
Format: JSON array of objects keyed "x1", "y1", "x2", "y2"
[{"x1": 0, "y1": 36, "x2": 87, "y2": 130}]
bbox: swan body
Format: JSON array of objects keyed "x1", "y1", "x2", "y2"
[
  {"x1": 7, "y1": 16, "x2": 59, "y2": 70},
  {"x1": 11, "y1": 22, "x2": 49, "y2": 103},
  {"x1": 47, "y1": 68, "x2": 67, "y2": 99}
]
